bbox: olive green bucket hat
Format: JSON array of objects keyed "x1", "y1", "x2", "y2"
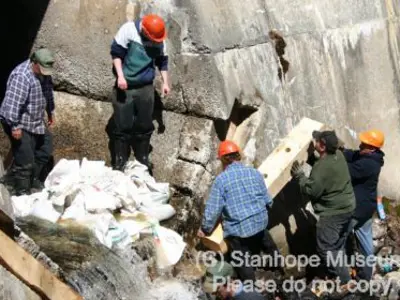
[
  {"x1": 32, "y1": 48, "x2": 55, "y2": 76},
  {"x1": 203, "y1": 261, "x2": 236, "y2": 294}
]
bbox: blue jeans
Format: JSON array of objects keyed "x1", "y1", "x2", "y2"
[{"x1": 349, "y1": 218, "x2": 374, "y2": 280}]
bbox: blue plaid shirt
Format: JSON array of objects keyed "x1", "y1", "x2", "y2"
[
  {"x1": 0, "y1": 60, "x2": 54, "y2": 134},
  {"x1": 202, "y1": 162, "x2": 273, "y2": 238}
]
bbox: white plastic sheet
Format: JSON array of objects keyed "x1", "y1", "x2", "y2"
[
  {"x1": 152, "y1": 225, "x2": 186, "y2": 269},
  {"x1": 139, "y1": 204, "x2": 176, "y2": 222},
  {"x1": 45, "y1": 159, "x2": 81, "y2": 207}
]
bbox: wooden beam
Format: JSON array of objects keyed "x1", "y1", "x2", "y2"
[
  {"x1": 0, "y1": 230, "x2": 83, "y2": 300},
  {"x1": 201, "y1": 117, "x2": 326, "y2": 253},
  {"x1": 0, "y1": 156, "x2": 15, "y2": 238},
  {"x1": 258, "y1": 118, "x2": 326, "y2": 198}
]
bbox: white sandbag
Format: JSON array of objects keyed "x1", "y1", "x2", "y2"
[
  {"x1": 146, "y1": 182, "x2": 170, "y2": 195},
  {"x1": 139, "y1": 204, "x2": 176, "y2": 221},
  {"x1": 140, "y1": 192, "x2": 169, "y2": 208},
  {"x1": 61, "y1": 192, "x2": 86, "y2": 220},
  {"x1": 79, "y1": 158, "x2": 107, "y2": 181},
  {"x1": 90, "y1": 170, "x2": 141, "y2": 210},
  {"x1": 116, "y1": 211, "x2": 158, "y2": 237},
  {"x1": 77, "y1": 213, "x2": 115, "y2": 248},
  {"x1": 152, "y1": 225, "x2": 186, "y2": 269},
  {"x1": 11, "y1": 194, "x2": 39, "y2": 218},
  {"x1": 45, "y1": 159, "x2": 80, "y2": 191},
  {"x1": 30, "y1": 198, "x2": 61, "y2": 223},
  {"x1": 11, "y1": 191, "x2": 50, "y2": 218},
  {"x1": 107, "y1": 220, "x2": 132, "y2": 250},
  {"x1": 45, "y1": 159, "x2": 81, "y2": 207},
  {"x1": 114, "y1": 177, "x2": 141, "y2": 209},
  {"x1": 80, "y1": 186, "x2": 121, "y2": 213},
  {"x1": 124, "y1": 160, "x2": 151, "y2": 182}
]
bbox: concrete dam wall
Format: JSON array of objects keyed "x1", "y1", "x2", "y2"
[{"x1": 1, "y1": 0, "x2": 400, "y2": 254}]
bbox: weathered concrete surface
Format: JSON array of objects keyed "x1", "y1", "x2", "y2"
[
  {"x1": 30, "y1": 0, "x2": 400, "y2": 200},
  {"x1": 33, "y1": 0, "x2": 127, "y2": 100},
  {"x1": 0, "y1": 265, "x2": 41, "y2": 300},
  {"x1": 0, "y1": 0, "x2": 394, "y2": 255}
]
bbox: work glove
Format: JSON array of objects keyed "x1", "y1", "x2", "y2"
[
  {"x1": 290, "y1": 161, "x2": 304, "y2": 179},
  {"x1": 306, "y1": 142, "x2": 317, "y2": 166}
]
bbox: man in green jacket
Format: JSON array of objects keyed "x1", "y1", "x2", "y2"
[{"x1": 291, "y1": 130, "x2": 356, "y2": 286}]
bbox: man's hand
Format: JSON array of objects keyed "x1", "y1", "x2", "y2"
[
  {"x1": 48, "y1": 115, "x2": 55, "y2": 127},
  {"x1": 117, "y1": 75, "x2": 128, "y2": 90},
  {"x1": 290, "y1": 161, "x2": 303, "y2": 179},
  {"x1": 197, "y1": 229, "x2": 206, "y2": 238},
  {"x1": 307, "y1": 141, "x2": 315, "y2": 157},
  {"x1": 12, "y1": 128, "x2": 22, "y2": 140},
  {"x1": 162, "y1": 83, "x2": 170, "y2": 96}
]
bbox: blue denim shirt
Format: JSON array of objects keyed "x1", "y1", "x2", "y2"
[{"x1": 201, "y1": 162, "x2": 273, "y2": 238}]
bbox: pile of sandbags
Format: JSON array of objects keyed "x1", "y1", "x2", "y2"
[{"x1": 11, "y1": 158, "x2": 186, "y2": 269}]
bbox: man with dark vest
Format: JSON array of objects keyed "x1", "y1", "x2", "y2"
[
  {"x1": 342, "y1": 129, "x2": 385, "y2": 280},
  {"x1": 109, "y1": 14, "x2": 170, "y2": 172}
]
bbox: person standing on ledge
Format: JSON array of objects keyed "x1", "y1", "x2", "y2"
[
  {"x1": 0, "y1": 48, "x2": 55, "y2": 196},
  {"x1": 291, "y1": 130, "x2": 356, "y2": 289},
  {"x1": 198, "y1": 140, "x2": 283, "y2": 282},
  {"x1": 341, "y1": 129, "x2": 385, "y2": 281},
  {"x1": 109, "y1": 14, "x2": 170, "y2": 172}
]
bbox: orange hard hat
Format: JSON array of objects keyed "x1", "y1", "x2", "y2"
[
  {"x1": 141, "y1": 14, "x2": 167, "y2": 43},
  {"x1": 359, "y1": 129, "x2": 385, "y2": 148},
  {"x1": 218, "y1": 140, "x2": 240, "y2": 158}
]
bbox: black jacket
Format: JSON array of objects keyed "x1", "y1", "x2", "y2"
[{"x1": 343, "y1": 149, "x2": 384, "y2": 220}]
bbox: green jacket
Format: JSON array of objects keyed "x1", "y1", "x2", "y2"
[{"x1": 298, "y1": 150, "x2": 356, "y2": 217}]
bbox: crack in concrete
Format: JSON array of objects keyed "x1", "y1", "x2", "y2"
[
  {"x1": 180, "y1": 16, "x2": 400, "y2": 56},
  {"x1": 176, "y1": 155, "x2": 207, "y2": 169}
]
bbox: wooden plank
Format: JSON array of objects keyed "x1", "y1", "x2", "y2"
[
  {"x1": 258, "y1": 117, "x2": 326, "y2": 198},
  {"x1": 0, "y1": 230, "x2": 83, "y2": 300},
  {"x1": 0, "y1": 157, "x2": 15, "y2": 238},
  {"x1": 201, "y1": 117, "x2": 326, "y2": 253}
]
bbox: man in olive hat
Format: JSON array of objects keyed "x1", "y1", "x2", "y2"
[
  {"x1": 200, "y1": 261, "x2": 265, "y2": 300},
  {"x1": 0, "y1": 48, "x2": 55, "y2": 195},
  {"x1": 291, "y1": 130, "x2": 356, "y2": 288}
]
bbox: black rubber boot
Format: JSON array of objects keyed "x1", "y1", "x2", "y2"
[
  {"x1": 132, "y1": 137, "x2": 151, "y2": 171},
  {"x1": 31, "y1": 163, "x2": 45, "y2": 193},
  {"x1": 113, "y1": 139, "x2": 130, "y2": 172},
  {"x1": 13, "y1": 166, "x2": 32, "y2": 196},
  {"x1": 0, "y1": 167, "x2": 15, "y2": 190}
]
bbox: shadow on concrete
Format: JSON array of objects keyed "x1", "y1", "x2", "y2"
[
  {"x1": 267, "y1": 178, "x2": 323, "y2": 280},
  {"x1": 0, "y1": 0, "x2": 51, "y2": 102},
  {"x1": 213, "y1": 99, "x2": 258, "y2": 141}
]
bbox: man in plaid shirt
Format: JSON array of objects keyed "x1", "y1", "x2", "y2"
[
  {"x1": 198, "y1": 140, "x2": 283, "y2": 282},
  {"x1": 0, "y1": 48, "x2": 55, "y2": 196}
]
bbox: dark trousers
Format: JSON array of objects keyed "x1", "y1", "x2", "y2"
[
  {"x1": 316, "y1": 212, "x2": 353, "y2": 284},
  {"x1": 1, "y1": 122, "x2": 52, "y2": 192},
  {"x1": 225, "y1": 228, "x2": 282, "y2": 282},
  {"x1": 109, "y1": 85, "x2": 155, "y2": 169}
]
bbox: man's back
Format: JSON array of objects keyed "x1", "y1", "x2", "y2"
[
  {"x1": 343, "y1": 149, "x2": 384, "y2": 220},
  {"x1": 301, "y1": 150, "x2": 356, "y2": 217},
  {"x1": 214, "y1": 162, "x2": 272, "y2": 238}
]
